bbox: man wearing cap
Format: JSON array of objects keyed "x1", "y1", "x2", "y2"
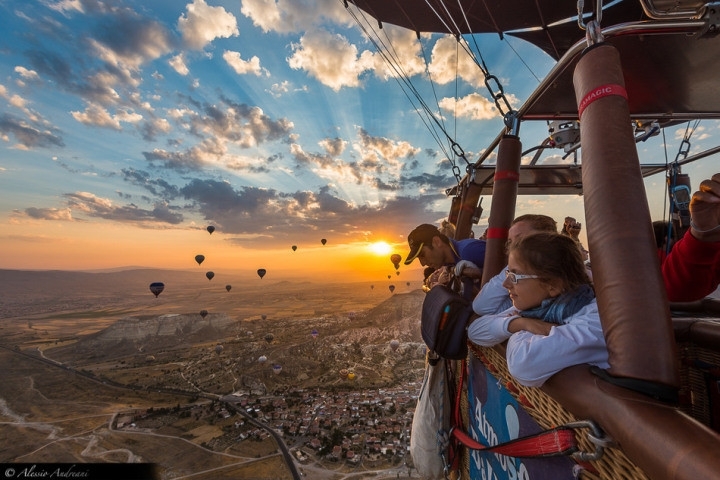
[{"x1": 404, "y1": 223, "x2": 486, "y2": 298}]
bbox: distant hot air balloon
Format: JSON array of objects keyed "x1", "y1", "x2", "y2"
[
  {"x1": 347, "y1": 372, "x2": 356, "y2": 381},
  {"x1": 257, "y1": 268, "x2": 266, "y2": 279},
  {"x1": 390, "y1": 339, "x2": 400, "y2": 351},
  {"x1": 406, "y1": 282, "x2": 410, "y2": 286},
  {"x1": 200, "y1": 309, "x2": 208, "y2": 319},
  {"x1": 272, "y1": 364, "x2": 282, "y2": 375},
  {"x1": 390, "y1": 254, "x2": 401, "y2": 270},
  {"x1": 258, "y1": 355, "x2": 267, "y2": 364},
  {"x1": 396, "y1": 271, "x2": 400, "y2": 276},
  {"x1": 370, "y1": 285, "x2": 374, "y2": 290},
  {"x1": 225, "y1": 284, "x2": 232, "y2": 292},
  {"x1": 264, "y1": 333, "x2": 274, "y2": 343},
  {"x1": 207, "y1": 225, "x2": 215, "y2": 234},
  {"x1": 291, "y1": 245, "x2": 297, "y2": 251},
  {"x1": 195, "y1": 254, "x2": 205, "y2": 265},
  {"x1": 149, "y1": 282, "x2": 164, "y2": 297},
  {"x1": 261, "y1": 314, "x2": 267, "y2": 320},
  {"x1": 340, "y1": 368, "x2": 349, "y2": 376},
  {"x1": 387, "y1": 275, "x2": 391, "y2": 279},
  {"x1": 311, "y1": 329, "x2": 318, "y2": 339},
  {"x1": 321, "y1": 238, "x2": 327, "y2": 245},
  {"x1": 389, "y1": 285, "x2": 395, "y2": 293},
  {"x1": 215, "y1": 344, "x2": 223, "y2": 355},
  {"x1": 206, "y1": 271, "x2": 214, "y2": 281}
]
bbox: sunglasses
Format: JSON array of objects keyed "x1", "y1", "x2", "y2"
[{"x1": 505, "y1": 269, "x2": 540, "y2": 284}]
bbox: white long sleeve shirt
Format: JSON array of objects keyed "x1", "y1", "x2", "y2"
[
  {"x1": 467, "y1": 299, "x2": 609, "y2": 387},
  {"x1": 472, "y1": 267, "x2": 513, "y2": 316}
]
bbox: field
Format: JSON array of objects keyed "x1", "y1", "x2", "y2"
[{"x1": 0, "y1": 269, "x2": 425, "y2": 479}]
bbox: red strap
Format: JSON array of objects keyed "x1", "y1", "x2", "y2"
[
  {"x1": 578, "y1": 83, "x2": 628, "y2": 119},
  {"x1": 486, "y1": 227, "x2": 509, "y2": 239},
  {"x1": 450, "y1": 356, "x2": 578, "y2": 458},
  {"x1": 452, "y1": 426, "x2": 578, "y2": 457},
  {"x1": 494, "y1": 170, "x2": 520, "y2": 181}
]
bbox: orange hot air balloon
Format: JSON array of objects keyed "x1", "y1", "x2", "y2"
[
  {"x1": 206, "y1": 271, "x2": 214, "y2": 280},
  {"x1": 390, "y1": 253, "x2": 401, "y2": 270},
  {"x1": 195, "y1": 254, "x2": 205, "y2": 265}
]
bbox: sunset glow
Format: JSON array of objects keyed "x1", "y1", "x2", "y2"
[{"x1": 368, "y1": 241, "x2": 392, "y2": 255}]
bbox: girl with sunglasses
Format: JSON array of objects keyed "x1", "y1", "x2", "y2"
[{"x1": 467, "y1": 232, "x2": 608, "y2": 387}]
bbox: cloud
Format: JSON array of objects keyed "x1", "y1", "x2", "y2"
[
  {"x1": 169, "y1": 53, "x2": 190, "y2": 76},
  {"x1": 142, "y1": 97, "x2": 294, "y2": 171},
  {"x1": 63, "y1": 191, "x2": 183, "y2": 224},
  {"x1": 121, "y1": 168, "x2": 180, "y2": 201},
  {"x1": 240, "y1": 0, "x2": 350, "y2": 34},
  {"x1": 178, "y1": 0, "x2": 238, "y2": 50},
  {"x1": 177, "y1": 178, "x2": 446, "y2": 245},
  {"x1": 23, "y1": 207, "x2": 74, "y2": 221},
  {"x1": 0, "y1": 113, "x2": 64, "y2": 149},
  {"x1": 428, "y1": 36, "x2": 486, "y2": 88},
  {"x1": 288, "y1": 29, "x2": 376, "y2": 91},
  {"x1": 14, "y1": 66, "x2": 40, "y2": 81},
  {"x1": 438, "y1": 92, "x2": 498, "y2": 121},
  {"x1": 223, "y1": 51, "x2": 268, "y2": 76},
  {"x1": 71, "y1": 103, "x2": 124, "y2": 129},
  {"x1": 319, "y1": 137, "x2": 347, "y2": 157}
]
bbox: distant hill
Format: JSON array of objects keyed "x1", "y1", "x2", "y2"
[
  {"x1": 44, "y1": 288, "x2": 428, "y2": 392},
  {"x1": 0, "y1": 268, "x2": 399, "y2": 320}
]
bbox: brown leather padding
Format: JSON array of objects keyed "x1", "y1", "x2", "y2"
[
  {"x1": 480, "y1": 135, "x2": 521, "y2": 287},
  {"x1": 573, "y1": 43, "x2": 678, "y2": 387},
  {"x1": 673, "y1": 316, "x2": 720, "y2": 349},
  {"x1": 455, "y1": 182, "x2": 484, "y2": 241},
  {"x1": 543, "y1": 365, "x2": 720, "y2": 480}
]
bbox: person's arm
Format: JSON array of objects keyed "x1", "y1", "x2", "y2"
[
  {"x1": 663, "y1": 173, "x2": 720, "y2": 302},
  {"x1": 504, "y1": 301, "x2": 609, "y2": 387},
  {"x1": 472, "y1": 270, "x2": 512, "y2": 316},
  {"x1": 663, "y1": 230, "x2": 720, "y2": 301},
  {"x1": 466, "y1": 306, "x2": 519, "y2": 346}
]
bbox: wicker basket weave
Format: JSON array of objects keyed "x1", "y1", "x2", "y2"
[{"x1": 458, "y1": 343, "x2": 650, "y2": 480}]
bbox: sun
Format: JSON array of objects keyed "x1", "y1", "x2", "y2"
[{"x1": 369, "y1": 241, "x2": 392, "y2": 255}]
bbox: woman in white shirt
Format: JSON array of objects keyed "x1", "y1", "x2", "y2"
[{"x1": 467, "y1": 232, "x2": 608, "y2": 387}]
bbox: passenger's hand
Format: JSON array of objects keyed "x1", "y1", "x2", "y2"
[
  {"x1": 454, "y1": 260, "x2": 480, "y2": 278},
  {"x1": 690, "y1": 173, "x2": 720, "y2": 242}
]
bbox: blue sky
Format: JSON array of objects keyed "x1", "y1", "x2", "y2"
[{"x1": 0, "y1": 0, "x2": 717, "y2": 275}]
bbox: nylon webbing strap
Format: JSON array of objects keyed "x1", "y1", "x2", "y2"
[
  {"x1": 451, "y1": 358, "x2": 579, "y2": 458},
  {"x1": 452, "y1": 425, "x2": 578, "y2": 457}
]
